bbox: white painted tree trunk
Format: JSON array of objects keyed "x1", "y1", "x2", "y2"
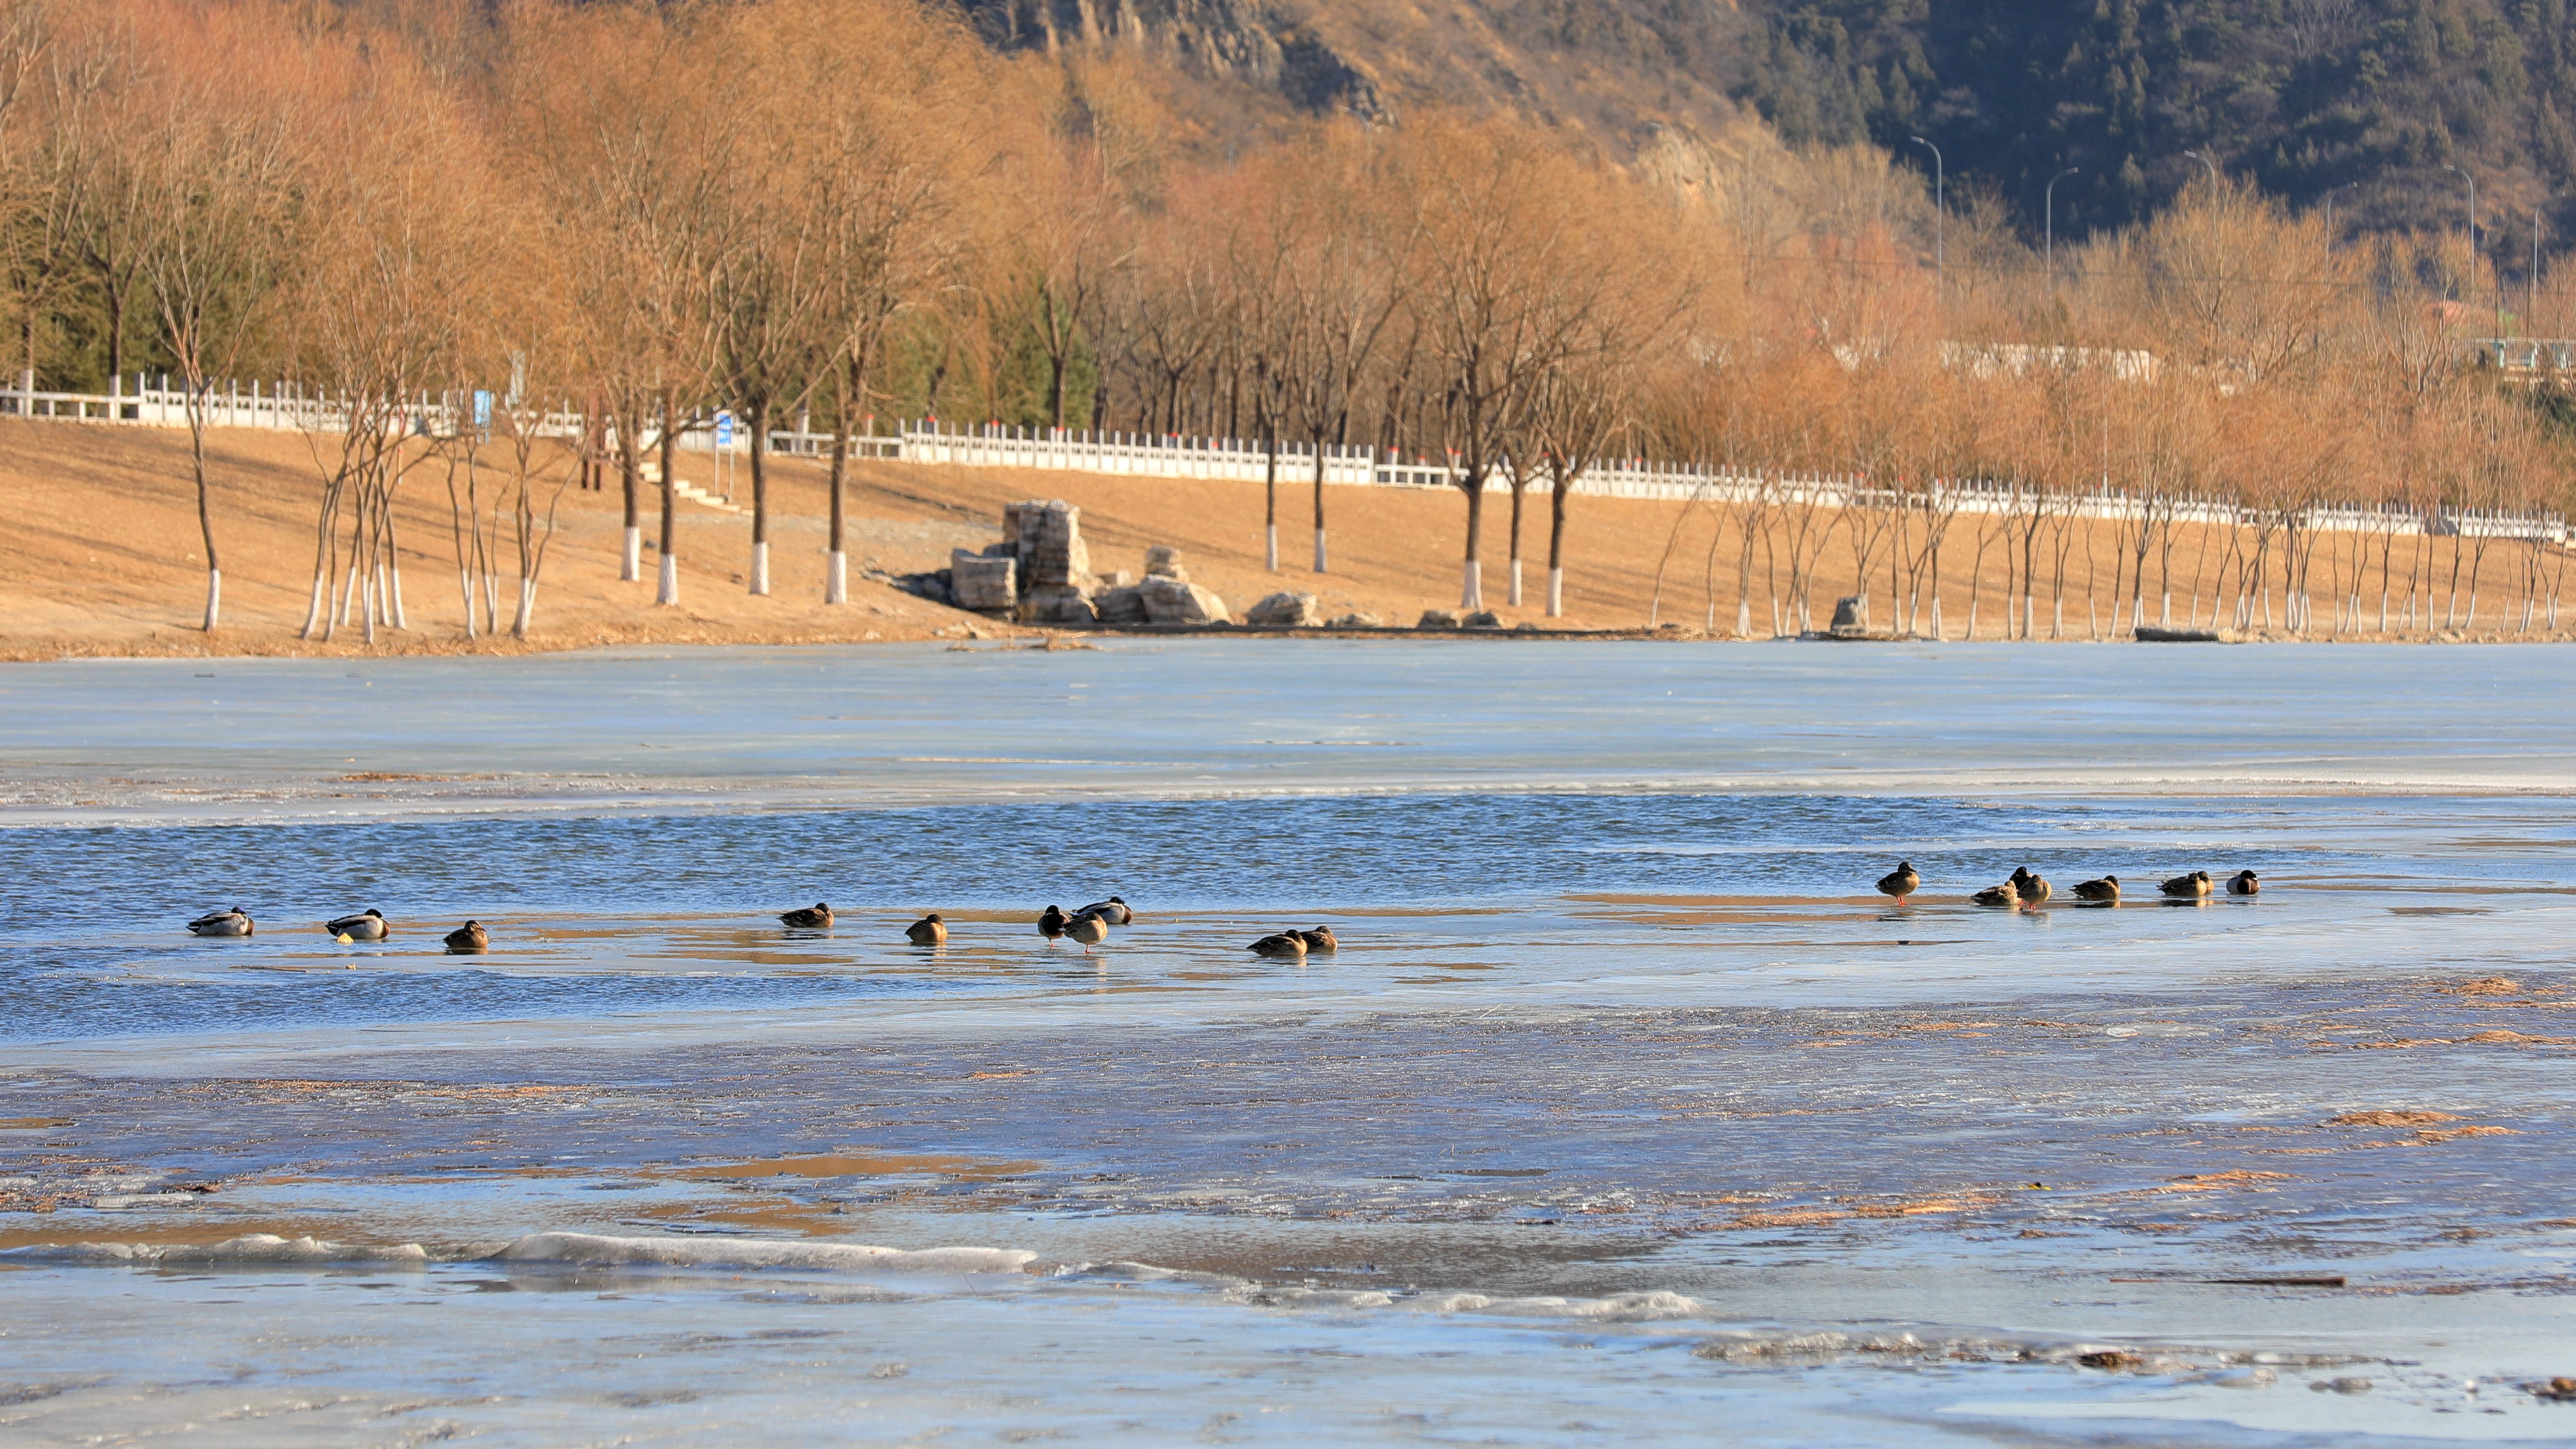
[
  {"x1": 751, "y1": 540, "x2": 770, "y2": 596},
  {"x1": 1509, "y1": 558, "x2": 1523, "y2": 606},
  {"x1": 301, "y1": 574, "x2": 325, "y2": 638},
  {"x1": 389, "y1": 565, "x2": 407, "y2": 629},
  {"x1": 1735, "y1": 598, "x2": 1750, "y2": 638},
  {"x1": 1461, "y1": 559, "x2": 1482, "y2": 610},
  {"x1": 1313, "y1": 528, "x2": 1327, "y2": 573},
  {"x1": 657, "y1": 552, "x2": 679, "y2": 605},
  {"x1": 339, "y1": 564, "x2": 359, "y2": 625},
  {"x1": 202, "y1": 569, "x2": 221, "y2": 632},
  {"x1": 512, "y1": 578, "x2": 536, "y2": 638},
  {"x1": 1929, "y1": 596, "x2": 1944, "y2": 640},
  {"x1": 1548, "y1": 565, "x2": 1564, "y2": 617},
  {"x1": 623, "y1": 526, "x2": 641, "y2": 582},
  {"x1": 458, "y1": 566, "x2": 477, "y2": 638},
  {"x1": 826, "y1": 550, "x2": 846, "y2": 604},
  {"x1": 1265, "y1": 524, "x2": 1278, "y2": 572}
]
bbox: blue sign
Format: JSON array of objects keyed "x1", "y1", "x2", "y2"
[
  {"x1": 715, "y1": 411, "x2": 734, "y2": 448},
  {"x1": 471, "y1": 390, "x2": 492, "y2": 441}
]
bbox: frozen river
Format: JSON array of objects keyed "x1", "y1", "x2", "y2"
[{"x1": 1, "y1": 640, "x2": 2571, "y2": 1446}]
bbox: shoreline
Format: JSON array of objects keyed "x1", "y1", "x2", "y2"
[
  {"x1": 12, "y1": 621, "x2": 2576, "y2": 664},
  {"x1": 8, "y1": 418, "x2": 2573, "y2": 660}
]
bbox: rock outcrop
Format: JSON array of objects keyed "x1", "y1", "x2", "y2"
[
  {"x1": 1245, "y1": 590, "x2": 1322, "y2": 626},
  {"x1": 1142, "y1": 575, "x2": 1231, "y2": 624},
  {"x1": 950, "y1": 551, "x2": 1018, "y2": 612}
]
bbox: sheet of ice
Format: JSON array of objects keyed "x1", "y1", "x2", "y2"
[
  {"x1": 7, "y1": 641, "x2": 2575, "y2": 1447},
  {"x1": 4, "y1": 640, "x2": 2574, "y2": 824}
]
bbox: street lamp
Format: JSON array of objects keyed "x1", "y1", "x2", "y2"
[
  {"x1": 2184, "y1": 149, "x2": 2220, "y2": 198},
  {"x1": 1910, "y1": 135, "x2": 1944, "y2": 285},
  {"x1": 2443, "y1": 162, "x2": 2478, "y2": 322},
  {"x1": 2046, "y1": 166, "x2": 2080, "y2": 298}
]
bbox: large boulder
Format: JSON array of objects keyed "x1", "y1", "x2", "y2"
[
  {"x1": 1022, "y1": 584, "x2": 1096, "y2": 625},
  {"x1": 1144, "y1": 545, "x2": 1187, "y2": 582},
  {"x1": 1463, "y1": 609, "x2": 1503, "y2": 630},
  {"x1": 1416, "y1": 608, "x2": 1460, "y2": 629},
  {"x1": 1004, "y1": 500, "x2": 1090, "y2": 586},
  {"x1": 949, "y1": 550, "x2": 1018, "y2": 612},
  {"x1": 892, "y1": 571, "x2": 952, "y2": 606},
  {"x1": 1245, "y1": 591, "x2": 1322, "y2": 627},
  {"x1": 1093, "y1": 584, "x2": 1147, "y2": 624},
  {"x1": 1829, "y1": 595, "x2": 1867, "y2": 635},
  {"x1": 1327, "y1": 612, "x2": 1382, "y2": 628},
  {"x1": 1141, "y1": 574, "x2": 1229, "y2": 624}
]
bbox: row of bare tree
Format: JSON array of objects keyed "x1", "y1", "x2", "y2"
[{"x1": 6, "y1": 0, "x2": 2572, "y2": 637}]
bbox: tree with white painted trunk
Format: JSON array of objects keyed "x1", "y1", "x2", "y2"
[
  {"x1": 504, "y1": 1, "x2": 732, "y2": 604},
  {"x1": 1279, "y1": 132, "x2": 1415, "y2": 579},
  {"x1": 287, "y1": 32, "x2": 484, "y2": 645},
  {"x1": 763, "y1": 0, "x2": 985, "y2": 605},
  {"x1": 130, "y1": 3, "x2": 301, "y2": 634},
  {"x1": 1404, "y1": 123, "x2": 1599, "y2": 613}
]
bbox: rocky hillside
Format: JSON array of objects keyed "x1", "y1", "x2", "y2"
[
  {"x1": 966, "y1": 0, "x2": 2576, "y2": 251},
  {"x1": 956, "y1": 0, "x2": 1748, "y2": 150}
]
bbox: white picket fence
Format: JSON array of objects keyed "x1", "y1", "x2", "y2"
[{"x1": 23, "y1": 375, "x2": 2569, "y2": 544}]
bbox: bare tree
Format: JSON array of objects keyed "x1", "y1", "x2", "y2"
[{"x1": 136, "y1": 10, "x2": 301, "y2": 633}]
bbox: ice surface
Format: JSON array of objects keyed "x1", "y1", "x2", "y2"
[{"x1": 4, "y1": 640, "x2": 2573, "y2": 1445}]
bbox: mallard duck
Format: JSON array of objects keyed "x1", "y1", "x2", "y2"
[
  {"x1": 444, "y1": 920, "x2": 489, "y2": 953},
  {"x1": 324, "y1": 909, "x2": 389, "y2": 941},
  {"x1": 1074, "y1": 896, "x2": 1133, "y2": 926},
  {"x1": 2071, "y1": 876, "x2": 2120, "y2": 903},
  {"x1": 780, "y1": 902, "x2": 833, "y2": 929},
  {"x1": 1065, "y1": 913, "x2": 1109, "y2": 949},
  {"x1": 1248, "y1": 931, "x2": 1308, "y2": 958},
  {"x1": 187, "y1": 907, "x2": 254, "y2": 937},
  {"x1": 1971, "y1": 883, "x2": 2017, "y2": 907},
  {"x1": 1037, "y1": 904, "x2": 1069, "y2": 938},
  {"x1": 905, "y1": 913, "x2": 947, "y2": 945},
  {"x1": 1876, "y1": 861, "x2": 1921, "y2": 904},
  {"x1": 2014, "y1": 867, "x2": 2052, "y2": 903},
  {"x1": 1294, "y1": 926, "x2": 1337, "y2": 953},
  {"x1": 2160, "y1": 870, "x2": 2212, "y2": 898},
  {"x1": 2226, "y1": 870, "x2": 2260, "y2": 895}
]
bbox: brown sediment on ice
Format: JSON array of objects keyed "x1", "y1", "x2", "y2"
[
  {"x1": 1720, "y1": 1207, "x2": 1851, "y2": 1230},
  {"x1": 2327, "y1": 1110, "x2": 2461, "y2": 1127},
  {"x1": 685, "y1": 1151, "x2": 1042, "y2": 1182},
  {"x1": 2156, "y1": 1171, "x2": 2294, "y2": 1193},
  {"x1": 2343, "y1": 1032, "x2": 2576, "y2": 1048},
  {"x1": 1845, "y1": 1192, "x2": 2006, "y2": 1218}
]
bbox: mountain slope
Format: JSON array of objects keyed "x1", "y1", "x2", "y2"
[{"x1": 968, "y1": 0, "x2": 2576, "y2": 255}]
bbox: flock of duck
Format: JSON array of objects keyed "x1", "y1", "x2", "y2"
[
  {"x1": 1873, "y1": 862, "x2": 2259, "y2": 906},
  {"x1": 182, "y1": 893, "x2": 1345, "y2": 958},
  {"x1": 178, "y1": 870, "x2": 2253, "y2": 952}
]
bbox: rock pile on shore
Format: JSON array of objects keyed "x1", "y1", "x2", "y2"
[{"x1": 888, "y1": 502, "x2": 1232, "y2": 626}]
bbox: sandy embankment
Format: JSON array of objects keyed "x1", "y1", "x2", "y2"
[{"x1": 0, "y1": 417, "x2": 2565, "y2": 659}]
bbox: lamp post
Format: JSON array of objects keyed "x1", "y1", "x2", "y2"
[
  {"x1": 2046, "y1": 166, "x2": 2080, "y2": 299},
  {"x1": 2443, "y1": 162, "x2": 2478, "y2": 322},
  {"x1": 1910, "y1": 135, "x2": 1944, "y2": 286},
  {"x1": 2183, "y1": 149, "x2": 2220, "y2": 198}
]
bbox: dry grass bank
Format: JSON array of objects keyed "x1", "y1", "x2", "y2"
[{"x1": 0, "y1": 417, "x2": 2568, "y2": 660}]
